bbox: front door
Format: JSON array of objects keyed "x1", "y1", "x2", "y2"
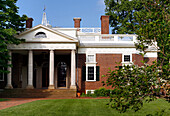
[{"x1": 57, "y1": 62, "x2": 67, "y2": 87}]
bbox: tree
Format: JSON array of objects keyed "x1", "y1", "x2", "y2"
[
  {"x1": 103, "y1": 0, "x2": 170, "y2": 112},
  {"x1": 0, "y1": 0, "x2": 27, "y2": 77}
]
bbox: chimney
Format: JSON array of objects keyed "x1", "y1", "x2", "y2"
[
  {"x1": 73, "y1": 18, "x2": 81, "y2": 28},
  {"x1": 26, "y1": 18, "x2": 33, "y2": 28},
  {"x1": 100, "y1": 15, "x2": 109, "y2": 34}
]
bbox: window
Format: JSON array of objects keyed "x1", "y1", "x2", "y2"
[
  {"x1": 0, "y1": 67, "x2": 4, "y2": 81},
  {"x1": 86, "y1": 53, "x2": 97, "y2": 81},
  {"x1": 86, "y1": 90, "x2": 95, "y2": 94},
  {"x1": 87, "y1": 55, "x2": 94, "y2": 63},
  {"x1": 122, "y1": 54, "x2": 133, "y2": 66},
  {"x1": 88, "y1": 67, "x2": 94, "y2": 80},
  {"x1": 35, "y1": 32, "x2": 47, "y2": 38},
  {"x1": 124, "y1": 55, "x2": 130, "y2": 62},
  {"x1": 122, "y1": 54, "x2": 132, "y2": 63}
]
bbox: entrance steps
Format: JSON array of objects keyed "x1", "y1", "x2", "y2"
[{"x1": 0, "y1": 89, "x2": 77, "y2": 98}]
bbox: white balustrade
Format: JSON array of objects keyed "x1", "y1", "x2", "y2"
[
  {"x1": 79, "y1": 28, "x2": 101, "y2": 33},
  {"x1": 78, "y1": 34, "x2": 136, "y2": 42}
]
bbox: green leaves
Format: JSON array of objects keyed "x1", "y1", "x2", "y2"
[
  {"x1": 104, "y1": 0, "x2": 169, "y2": 112},
  {"x1": 104, "y1": 62, "x2": 160, "y2": 112},
  {"x1": 0, "y1": 0, "x2": 27, "y2": 74}
]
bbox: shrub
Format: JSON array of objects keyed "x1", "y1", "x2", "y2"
[{"x1": 94, "y1": 87, "x2": 111, "y2": 97}]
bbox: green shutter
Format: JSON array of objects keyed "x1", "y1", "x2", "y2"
[
  {"x1": 96, "y1": 66, "x2": 100, "y2": 81},
  {"x1": 82, "y1": 66, "x2": 86, "y2": 81}
]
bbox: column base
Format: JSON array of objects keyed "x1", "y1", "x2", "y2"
[
  {"x1": 26, "y1": 85, "x2": 34, "y2": 89},
  {"x1": 48, "y1": 85, "x2": 55, "y2": 89},
  {"x1": 70, "y1": 85, "x2": 77, "y2": 89},
  {"x1": 5, "y1": 84, "x2": 13, "y2": 89}
]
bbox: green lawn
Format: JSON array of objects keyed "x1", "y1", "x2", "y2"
[
  {"x1": 0, "y1": 98, "x2": 9, "y2": 102},
  {"x1": 0, "y1": 99, "x2": 169, "y2": 116}
]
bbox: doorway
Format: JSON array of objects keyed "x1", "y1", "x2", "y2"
[
  {"x1": 57, "y1": 62, "x2": 67, "y2": 87},
  {"x1": 42, "y1": 63, "x2": 49, "y2": 88}
]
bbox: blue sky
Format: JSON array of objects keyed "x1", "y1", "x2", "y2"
[{"x1": 16, "y1": 0, "x2": 106, "y2": 28}]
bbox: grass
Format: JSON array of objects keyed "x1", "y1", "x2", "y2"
[
  {"x1": 0, "y1": 99, "x2": 169, "y2": 116},
  {"x1": 0, "y1": 98, "x2": 9, "y2": 102}
]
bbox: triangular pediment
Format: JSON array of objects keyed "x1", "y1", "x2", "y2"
[{"x1": 16, "y1": 24, "x2": 78, "y2": 43}]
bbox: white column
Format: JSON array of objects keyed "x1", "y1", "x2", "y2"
[
  {"x1": 70, "y1": 49, "x2": 76, "y2": 89},
  {"x1": 5, "y1": 51, "x2": 13, "y2": 89},
  {"x1": 48, "y1": 49, "x2": 55, "y2": 89},
  {"x1": 26, "y1": 50, "x2": 34, "y2": 89}
]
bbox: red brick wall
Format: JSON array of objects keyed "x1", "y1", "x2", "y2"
[
  {"x1": 132, "y1": 54, "x2": 144, "y2": 66},
  {"x1": 132, "y1": 54, "x2": 157, "y2": 66},
  {"x1": 77, "y1": 54, "x2": 122, "y2": 93},
  {"x1": 77, "y1": 54, "x2": 86, "y2": 92},
  {"x1": 144, "y1": 57, "x2": 157, "y2": 65}
]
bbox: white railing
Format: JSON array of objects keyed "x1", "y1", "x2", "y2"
[
  {"x1": 79, "y1": 28, "x2": 101, "y2": 33},
  {"x1": 99, "y1": 35, "x2": 114, "y2": 41},
  {"x1": 118, "y1": 36, "x2": 133, "y2": 41},
  {"x1": 78, "y1": 36, "x2": 95, "y2": 41},
  {"x1": 78, "y1": 34, "x2": 136, "y2": 42}
]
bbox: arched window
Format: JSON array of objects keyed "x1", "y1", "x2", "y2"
[{"x1": 35, "y1": 32, "x2": 47, "y2": 38}]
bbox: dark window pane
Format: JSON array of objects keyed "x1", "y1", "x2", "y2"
[
  {"x1": 88, "y1": 67, "x2": 94, "y2": 80},
  {"x1": 124, "y1": 55, "x2": 130, "y2": 62}
]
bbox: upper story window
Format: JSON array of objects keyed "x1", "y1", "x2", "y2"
[
  {"x1": 87, "y1": 55, "x2": 94, "y2": 63},
  {"x1": 35, "y1": 32, "x2": 47, "y2": 38}
]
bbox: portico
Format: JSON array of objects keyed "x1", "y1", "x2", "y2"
[{"x1": 5, "y1": 24, "x2": 78, "y2": 90}]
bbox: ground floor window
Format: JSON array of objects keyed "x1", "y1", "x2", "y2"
[{"x1": 88, "y1": 66, "x2": 94, "y2": 80}]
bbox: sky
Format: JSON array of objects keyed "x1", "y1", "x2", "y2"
[{"x1": 16, "y1": 0, "x2": 106, "y2": 28}]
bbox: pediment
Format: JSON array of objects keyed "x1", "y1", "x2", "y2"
[{"x1": 16, "y1": 24, "x2": 78, "y2": 43}]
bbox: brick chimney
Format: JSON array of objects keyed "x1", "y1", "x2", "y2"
[
  {"x1": 100, "y1": 15, "x2": 109, "y2": 34},
  {"x1": 26, "y1": 18, "x2": 33, "y2": 28},
  {"x1": 73, "y1": 18, "x2": 81, "y2": 28}
]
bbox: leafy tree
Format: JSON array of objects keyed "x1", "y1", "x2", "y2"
[
  {"x1": 103, "y1": 62, "x2": 160, "y2": 112},
  {"x1": 0, "y1": 0, "x2": 27, "y2": 76},
  {"x1": 104, "y1": 0, "x2": 169, "y2": 112}
]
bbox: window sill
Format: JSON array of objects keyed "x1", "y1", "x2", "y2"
[
  {"x1": 86, "y1": 80, "x2": 96, "y2": 82},
  {"x1": 85, "y1": 62, "x2": 97, "y2": 64},
  {"x1": 122, "y1": 62, "x2": 133, "y2": 64}
]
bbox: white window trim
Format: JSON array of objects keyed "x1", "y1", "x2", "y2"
[
  {"x1": 0, "y1": 67, "x2": 4, "y2": 81},
  {"x1": 86, "y1": 53, "x2": 97, "y2": 81},
  {"x1": 86, "y1": 90, "x2": 95, "y2": 94},
  {"x1": 122, "y1": 53, "x2": 132, "y2": 66}
]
